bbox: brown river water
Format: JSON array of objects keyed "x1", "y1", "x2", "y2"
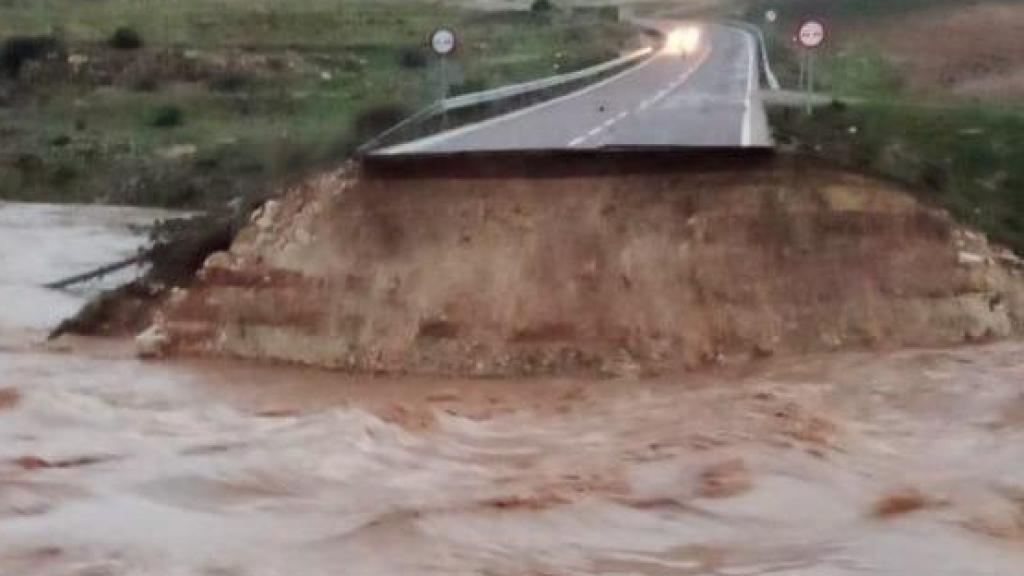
[{"x1": 3, "y1": 202, "x2": 1024, "y2": 575}]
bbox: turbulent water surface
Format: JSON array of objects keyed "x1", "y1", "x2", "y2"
[{"x1": 2, "y1": 202, "x2": 1024, "y2": 575}]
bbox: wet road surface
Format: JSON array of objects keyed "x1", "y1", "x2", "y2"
[{"x1": 379, "y1": 22, "x2": 771, "y2": 155}]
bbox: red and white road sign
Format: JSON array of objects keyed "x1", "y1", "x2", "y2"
[{"x1": 797, "y1": 20, "x2": 826, "y2": 49}]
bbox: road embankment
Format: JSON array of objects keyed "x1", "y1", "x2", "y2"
[{"x1": 146, "y1": 154, "x2": 1024, "y2": 375}]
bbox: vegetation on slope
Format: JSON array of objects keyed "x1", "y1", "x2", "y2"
[
  {"x1": 0, "y1": 0, "x2": 635, "y2": 207},
  {"x1": 743, "y1": 0, "x2": 1024, "y2": 253}
]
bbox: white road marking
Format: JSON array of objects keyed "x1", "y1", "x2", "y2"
[
  {"x1": 634, "y1": 46, "x2": 711, "y2": 114},
  {"x1": 568, "y1": 105, "x2": 633, "y2": 147},
  {"x1": 382, "y1": 47, "x2": 662, "y2": 154},
  {"x1": 384, "y1": 23, "x2": 766, "y2": 154},
  {"x1": 568, "y1": 105, "x2": 638, "y2": 147},
  {"x1": 571, "y1": 44, "x2": 713, "y2": 148},
  {"x1": 740, "y1": 30, "x2": 756, "y2": 147}
]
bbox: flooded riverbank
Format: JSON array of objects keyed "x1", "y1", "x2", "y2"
[
  {"x1": 0, "y1": 202, "x2": 185, "y2": 341},
  {"x1": 3, "y1": 202, "x2": 1024, "y2": 575}
]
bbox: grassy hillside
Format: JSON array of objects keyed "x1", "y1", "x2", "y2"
[
  {"x1": 0, "y1": 0, "x2": 636, "y2": 207},
  {"x1": 743, "y1": 0, "x2": 984, "y2": 21},
  {"x1": 744, "y1": 0, "x2": 1024, "y2": 254}
]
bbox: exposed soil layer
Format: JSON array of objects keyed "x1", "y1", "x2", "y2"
[{"x1": 150, "y1": 153, "x2": 1024, "y2": 375}]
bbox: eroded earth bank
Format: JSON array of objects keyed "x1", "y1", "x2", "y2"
[
  {"x1": 5, "y1": 157, "x2": 1024, "y2": 575},
  {"x1": 150, "y1": 155, "x2": 1024, "y2": 374}
]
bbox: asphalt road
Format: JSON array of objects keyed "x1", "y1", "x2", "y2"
[{"x1": 378, "y1": 22, "x2": 772, "y2": 154}]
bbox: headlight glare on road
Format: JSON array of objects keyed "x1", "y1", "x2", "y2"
[{"x1": 664, "y1": 26, "x2": 702, "y2": 56}]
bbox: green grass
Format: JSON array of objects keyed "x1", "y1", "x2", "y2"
[
  {"x1": 772, "y1": 103, "x2": 1024, "y2": 251},
  {"x1": 0, "y1": 0, "x2": 635, "y2": 207},
  {"x1": 1, "y1": 0, "x2": 457, "y2": 47},
  {"x1": 753, "y1": 0, "x2": 1024, "y2": 254},
  {"x1": 817, "y1": 46, "x2": 904, "y2": 99},
  {"x1": 741, "y1": 0, "x2": 1008, "y2": 26}
]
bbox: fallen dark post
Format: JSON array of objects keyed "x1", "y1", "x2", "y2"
[
  {"x1": 45, "y1": 210, "x2": 238, "y2": 341},
  {"x1": 43, "y1": 253, "x2": 149, "y2": 291}
]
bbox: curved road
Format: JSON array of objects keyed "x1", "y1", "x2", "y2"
[{"x1": 378, "y1": 22, "x2": 772, "y2": 154}]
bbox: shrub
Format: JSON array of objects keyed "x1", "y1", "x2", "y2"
[
  {"x1": 131, "y1": 72, "x2": 160, "y2": 92},
  {"x1": 208, "y1": 70, "x2": 249, "y2": 92},
  {"x1": 13, "y1": 152, "x2": 43, "y2": 174},
  {"x1": 50, "y1": 162, "x2": 79, "y2": 187},
  {"x1": 596, "y1": 6, "x2": 618, "y2": 21},
  {"x1": 151, "y1": 105, "x2": 184, "y2": 128},
  {"x1": 456, "y1": 76, "x2": 488, "y2": 95},
  {"x1": 0, "y1": 35, "x2": 60, "y2": 79},
  {"x1": 352, "y1": 103, "x2": 411, "y2": 143},
  {"x1": 398, "y1": 47, "x2": 427, "y2": 69},
  {"x1": 531, "y1": 0, "x2": 554, "y2": 13},
  {"x1": 110, "y1": 27, "x2": 143, "y2": 50}
]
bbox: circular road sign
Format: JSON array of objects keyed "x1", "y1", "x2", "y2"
[
  {"x1": 430, "y1": 28, "x2": 457, "y2": 56},
  {"x1": 797, "y1": 19, "x2": 826, "y2": 49},
  {"x1": 765, "y1": 9, "x2": 778, "y2": 23}
]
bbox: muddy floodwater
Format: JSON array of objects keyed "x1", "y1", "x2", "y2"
[{"x1": 3, "y1": 202, "x2": 1024, "y2": 575}]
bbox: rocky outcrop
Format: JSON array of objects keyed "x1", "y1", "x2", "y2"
[{"x1": 146, "y1": 157, "x2": 1024, "y2": 375}]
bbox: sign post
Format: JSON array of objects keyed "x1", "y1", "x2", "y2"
[
  {"x1": 429, "y1": 27, "x2": 457, "y2": 127},
  {"x1": 796, "y1": 19, "x2": 825, "y2": 115}
]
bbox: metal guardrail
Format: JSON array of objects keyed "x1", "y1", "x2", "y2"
[
  {"x1": 442, "y1": 46, "x2": 653, "y2": 112},
  {"x1": 357, "y1": 102, "x2": 444, "y2": 154},
  {"x1": 725, "y1": 20, "x2": 780, "y2": 91},
  {"x1": 359, "y1": 46, "x2": 655, "y2": 153},
  {"x1": 359, "y1": 19, "x2": 780, "y2": 154}
]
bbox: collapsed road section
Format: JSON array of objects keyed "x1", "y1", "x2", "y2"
[{"x1": 142, "y1": 152, "x2": 1024, "y2": 375}]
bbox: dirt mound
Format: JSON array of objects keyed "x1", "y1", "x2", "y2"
[{"x1": 146, "y1": 154, "x2": 1024, "y2": 375}]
